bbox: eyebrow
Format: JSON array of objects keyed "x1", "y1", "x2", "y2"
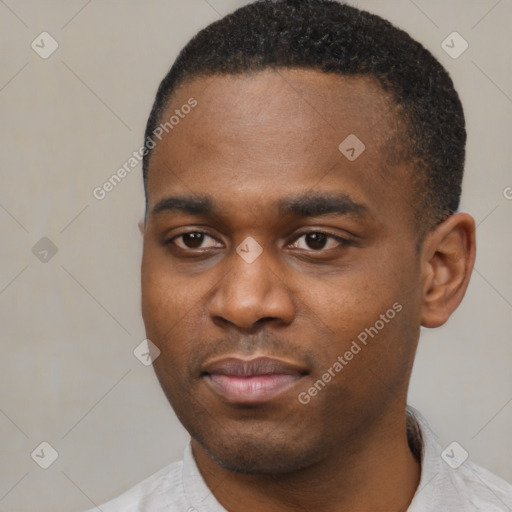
[
  {"x1": 151, "y1": 193, "x2": 368, "y2": 219},
  {"x1": 152, "y1": 195, "x2": 215, "y2": 216},
  {"x1": 278, "y1": 193, "x2": 368, "y2": 218}
]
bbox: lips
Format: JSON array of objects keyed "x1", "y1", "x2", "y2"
[{"x1": 201, "y1": 356, "x2": 308, "y2": 404}]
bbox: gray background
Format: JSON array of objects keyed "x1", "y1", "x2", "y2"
[{"x1": 0, "y1": 1, "x2": 511, "y2": 510}]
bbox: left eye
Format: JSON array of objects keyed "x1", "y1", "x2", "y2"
[
  {"x1": 290, "y1": 233, "x2": 347, "y2": 251},
  {"x1": 171, "y1": 232, "x2": 221, "y2": 250}
]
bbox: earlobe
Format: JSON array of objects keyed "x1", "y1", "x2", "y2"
[{"x1": 420, "y1": 213, "x2": 476, "y2": 328}]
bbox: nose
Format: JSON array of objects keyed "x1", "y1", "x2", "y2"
[{"x1": 208, "y1": 245, "x2": 295, "y2": 329}]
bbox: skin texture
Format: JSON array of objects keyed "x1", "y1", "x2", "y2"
[{"x1": 140, "y1": 69, "x2": 476, "y2": 512}]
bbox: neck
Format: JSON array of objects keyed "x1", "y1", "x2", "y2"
[{"x1": 192, "y1": 406, "x2": 421, "y2": 512}]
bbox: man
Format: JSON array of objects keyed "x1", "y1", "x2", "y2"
[{"x1": 87, "y1": 0, "x2": 512, "y2": 510}]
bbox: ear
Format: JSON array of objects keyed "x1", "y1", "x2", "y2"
[
  {"x1": 138, "y1": 217, "x2": 145, "y2": 236},
  {"x1": 419, "y1": 212, "x2": 476, "y2": 328}
]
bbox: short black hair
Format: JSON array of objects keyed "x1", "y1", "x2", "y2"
[{"x1": 142, "y1": 0, "x2": 466, "y2": 233}]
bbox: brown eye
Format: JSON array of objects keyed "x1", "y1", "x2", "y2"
[
  {"x1": 170, "y1": 232, "x2": 221, "y2": 250},
  {"x1": 290, "y1": 232, "x2": 350, "y2": 251},
  {"x1": 304, "y1": 233, "x2": 328, "y2": 250}
]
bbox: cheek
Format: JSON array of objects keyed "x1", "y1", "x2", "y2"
[
  {"x1": 142, "y1": 245, "x2": 197, "y2": 310},
  {"x1": 141, "y1": 268, "x2": 196, "y2": 392},
  {"x1": 141, "y1": 255, "x2": 192, "y2": 346},
  {"x1": 307, "y1": 268, "x2": 396, "y2": 335},
  {"x1": 302, "y1": 256, "x2": 413, "y2": 374},
  {"x1": 141, "y1": 252, "x2": 217, "y2": 367}
]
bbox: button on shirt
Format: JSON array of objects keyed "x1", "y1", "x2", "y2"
[{"x1": 85, "y1": 406, "x2": 512, "y2": 511}]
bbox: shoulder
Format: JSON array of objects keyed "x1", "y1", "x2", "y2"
[
  {"x1": 82, "y1": 442, "x2": 228, "y2": 512},
  {"x1": 453, "y1": 459, "x2": 512, "y2": 511},
  {"x1": 407, "y1": 406, "x2": 512, "y2": 512},
  {"x1": 83, "y1": 459, "x2": 187, "y2": 512}
]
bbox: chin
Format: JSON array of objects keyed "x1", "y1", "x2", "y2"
[{"x1": 193, "y1": 427, "x2": 322, "y2": 475}]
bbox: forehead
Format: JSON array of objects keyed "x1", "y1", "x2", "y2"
[
  {"x1": 165, "y1": 68, "x2": 396, "y2": 153},
  {"x1": 146, "y1": 69, "x2": 412, "y2": 226}
]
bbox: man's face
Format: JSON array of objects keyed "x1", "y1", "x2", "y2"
[{"x1": 141, "y1": 69, "x2": 425, "y2": 473}]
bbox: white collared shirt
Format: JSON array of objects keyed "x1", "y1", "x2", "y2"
[{"x1": 85, "y1": 406, "x2": 512, "y2": 511}]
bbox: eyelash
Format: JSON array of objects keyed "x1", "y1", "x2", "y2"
[{"x1": 164, "y1": 230, "x2": 352, "y2": 252}]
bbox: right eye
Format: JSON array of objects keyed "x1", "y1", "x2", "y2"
[{"x1": 165, "y1": 231, "x2": 223, "y2": 250}]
